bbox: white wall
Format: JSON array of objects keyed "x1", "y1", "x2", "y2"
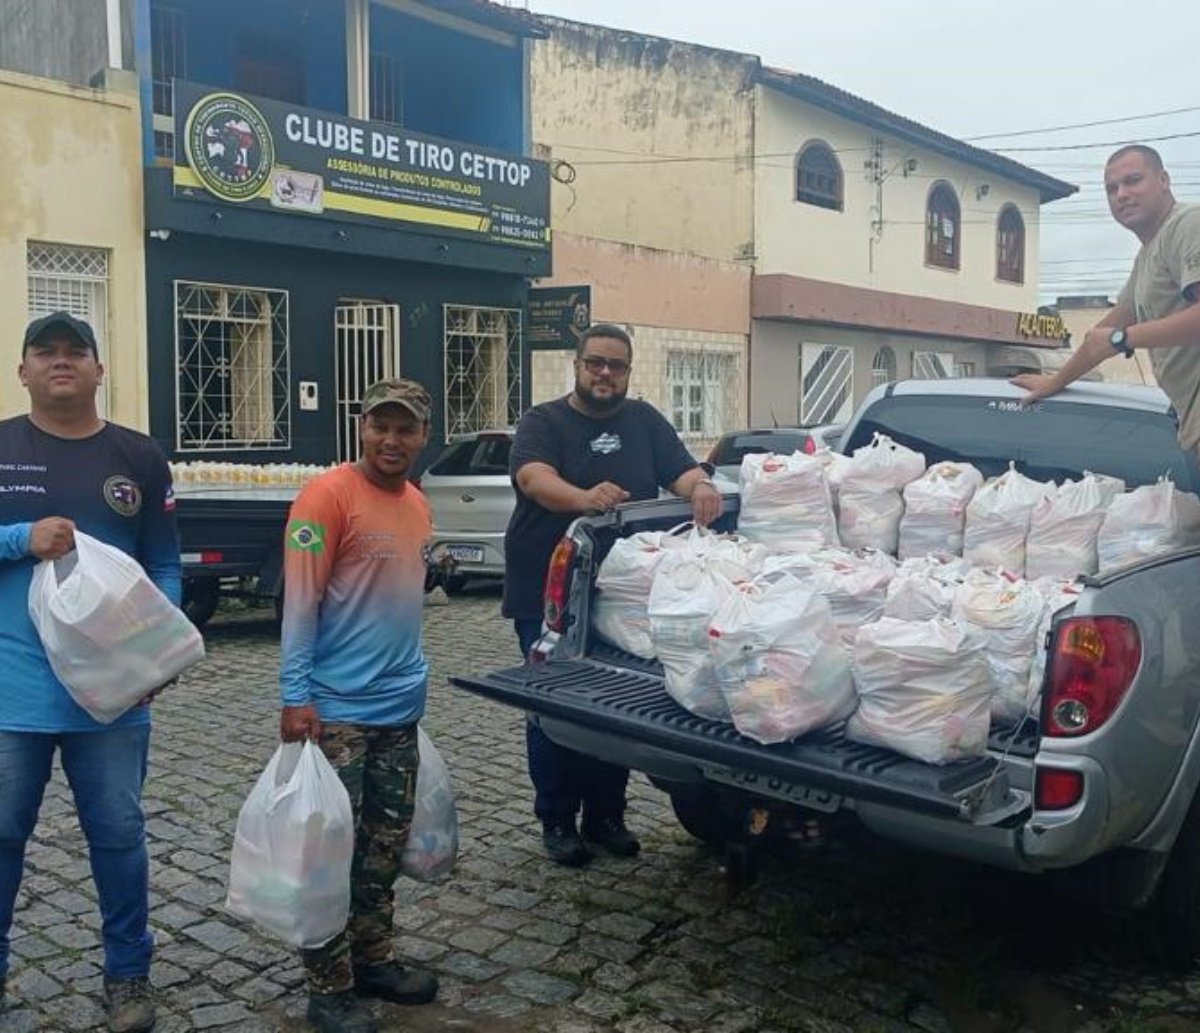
[{"x1": 754, "y1": 86, "x2": 1044, "y2": 310}]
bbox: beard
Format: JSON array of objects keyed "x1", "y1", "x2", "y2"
[{"x1": 574, "y1": 379, "x2": 627, "y2": 413}]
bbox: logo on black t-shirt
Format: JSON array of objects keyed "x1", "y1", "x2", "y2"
[
  {"x1": 589, "y1": 432, "x2": 622, "y2": 455},
  {"x1": 103, "y1": 475, "x2": 142, "y2": 517}
]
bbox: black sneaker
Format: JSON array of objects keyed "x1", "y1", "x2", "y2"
[
  {"x1": 353, "y1": 961, "x2": 438, "y2": 1005},
  {"x1": 307, "y1": 990, "x2": 379, "y2": 1033},
  {"x1": 542, "y1": 823, "x2": 592, "y2": 866},
  {"x1": 103, "y1": 976, "x2": 156, "y2": 1033},
  {"x1": 581, "y1": 816, "x2": 641, "y2": 857}
]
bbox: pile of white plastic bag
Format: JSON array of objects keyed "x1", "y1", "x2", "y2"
[{"x1": 587, "y1": 440, "x2": 1200, "y2": 765}]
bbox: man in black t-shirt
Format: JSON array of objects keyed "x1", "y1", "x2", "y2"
[{"x1": 503, "y1": 323, "x2": 721, "y2": 866}]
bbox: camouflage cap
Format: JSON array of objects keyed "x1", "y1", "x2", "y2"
[{"x1": 361, "y1": 377, "x2": 432, "y2": 423}]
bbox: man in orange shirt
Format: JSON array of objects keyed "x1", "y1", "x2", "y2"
[{"x1": 278, "y1": 379, "x2": 438, "y2": 1033}]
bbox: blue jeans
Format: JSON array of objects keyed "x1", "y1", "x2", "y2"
[
  {"x1": 0, "y1": 725, "x2": 153, "y2": 981},
  {"x1": 514, "y1": 619, "x2": 628, "y2": 829}
]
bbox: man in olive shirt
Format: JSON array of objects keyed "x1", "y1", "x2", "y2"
[{"x1": 1014, "y1": 145, "x2": 1200, "y2": 460}]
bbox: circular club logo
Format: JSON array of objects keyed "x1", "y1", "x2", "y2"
[
  {"x1": 184, "y1": 93, "x2": 275, "y2": 203},
  {"x1": 103, "y1": 475, "x2": 143, "y2": 517}
]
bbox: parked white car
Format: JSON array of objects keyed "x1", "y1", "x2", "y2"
[{"x1": 420, "y1": 430, "x2": 515, "y2": 589}]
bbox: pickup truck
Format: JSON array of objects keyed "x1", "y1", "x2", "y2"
[{"x1": 450, "y1": 379, "x2": 1200, "y2": 961}]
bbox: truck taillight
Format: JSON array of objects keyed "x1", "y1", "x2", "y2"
[
  {"x1": 1035, "y1": 767, "x2": 1084, "y2": 810},
  {"x1": 543, "y1": 537, "x2": 577, "y2": 633},
  {"x1": 1042, "y1": 617, "x2": 1141, "y2": 737}
]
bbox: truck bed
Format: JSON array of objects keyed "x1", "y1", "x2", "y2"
[{"x1": 450, "y1": 640, "x2": 1035, "y2": 823}]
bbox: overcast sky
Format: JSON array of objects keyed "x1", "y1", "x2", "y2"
[{"x1": 525, "y1": 0, "x2": 1200, "y2": 304}]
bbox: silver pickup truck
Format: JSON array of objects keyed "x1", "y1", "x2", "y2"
[{"x1": 451, "y1": 380, "x2": 1200, "y2": 961}]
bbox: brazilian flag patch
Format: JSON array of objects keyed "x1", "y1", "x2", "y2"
[{"x1": 287, "y1": 519, "x2": 326, "y2": 553}]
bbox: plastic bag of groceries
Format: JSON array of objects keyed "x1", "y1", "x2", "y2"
[
  {"x1": 738, "y1": 451, "x2": 838, "y2": 551},
  {"x1": 837, "y1": 435, "x2": 926, "y2": 553},
  {"x1": 709, "y1": 572, "x2": 855, "y2": 744},
  {"x1": 1026, "y1": 577, "x2": 1083, "y2": 702},
  {"x1": 1026, "y1": 473, "x2": 1125, "y2": 581},
  {"x1": 400, "y1": 728, "x2": 458, "y2": 882},
  {"x1": 786, "y1": 548, "x2": 896, "y2": 650},
  {"x1": 648, "y1": 535, "x2": 760, "y2": 720},
  {"x1": 814, "y1": 448, "x2": 853, "y2": 518},
  {"x1": 592, "y1": 523, "x2": 692, "y2": 658},
  {"x1": 28, "y1": 531, "x2": 206, "y2": 724},
  {"x1": 1098, "y1": 478, "x2": 1200, "y2": 572},
  {"x1": 883, "y1": 554, "x2": 969, "y2": 621},
  {"x1": 226, "y1": 741, "x2": 355, "y2": 948},
  {"x1": 963, "y1": 463, "x2": 1053, "y2": 575},
  {"x1": 848, "y1": 617, "x2": 994, "y2": 764},
  {"x1": 952, "y1": 570, "x2": 1046, "y2": 724},
  {"x1": 898, "y1": 462, "x2": 984, "y2": 559}
]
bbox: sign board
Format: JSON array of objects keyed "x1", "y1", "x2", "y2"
[
  {"x1": 172, "y1": 82, "x2": 550, "y2": 251},
  {"x1": 1016, "y1": 311, "x2": 1069, "y2": 343},
  {"x1": 527, "y1": 286, "x2": 592, "y2": 350}
]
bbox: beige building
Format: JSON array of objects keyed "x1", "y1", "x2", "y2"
[
  {"x1": 529, "y1": 21, "x2": 755, "y2": 453},
  {"x1": 530, "y1": 19, "x2": 1077, "y2": 443},
  {"x1": 749, "y1": 68, "x2": 1076, "y2": 426},
  {"x1": 1056, "y1": 295, "x2": 1158, "y2": 387},
  {"x1": 0, "y1": 67, "x2": 147, "y2": 426}
]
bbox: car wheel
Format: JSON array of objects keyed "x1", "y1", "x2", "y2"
[
  {"x1": 668, "y1": 787, "x2": 743, "y2": 847},
  {"x1": 182, "y1": 577, "x2": 221, "y2": 630},
  {"x1": 443, "y1": 573, "x2": 469, "y2": 595},
  {"x1": 1147, "y1": 790, "x2": 1200, "y2": 966}
]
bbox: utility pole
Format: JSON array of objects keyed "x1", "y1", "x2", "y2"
[{"x1": 865, "y1": 138, "x2": 884, "y2": 274}]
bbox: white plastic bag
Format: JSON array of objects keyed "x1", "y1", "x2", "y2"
[
  {"x1": 883, "y1": 555, "x2": 967, "y2": 621},
  {"x1": 836, "y1": 435, "x2": 926, "y2": 553},
  {"x1": 400, "y1": 728, "x2": 459, "y2": 882},
  {"x1": 1026, "y1": 473, "x2": 1125, "y2": 581},
  {"x1": 738, "y1": 452, "x2": 838, "y2": 552},
  {"x1": 1098, "y1": 478, "x2": 1200, "y2": 571},
  {"x1": 963, "y1": 464, "x2": 1052, "y2": 575},
  {"x1": 648, "y1": 537, "x2": 757, "y2": 720},
  {"x1": 898, "y1": 462, "x2": 984, "y2": 559},
  {"x1": 226, "y1": 742, "x2": 355, "y2": 948},
  {"x1": 591, "y1": 524, "x2": 691, "y2": 658},
  {"x1": 952, "y1": 570, "x2": 1046, "y2": 724},
  {"x1": 842, "y1": 433, "x2": 927, "y2": 491},
  {"x1": 709, "y1": 573, "x2": 855, "y2": 744},
  {"x1": 28, "y1": 531, "x2": 206, "y2": 723},
  {"x1": 801, "y1": 548, "x2": 896, "y2": 650},
  {"x1": 848, "y1": 617, "x2": 994, "y2": 765}
]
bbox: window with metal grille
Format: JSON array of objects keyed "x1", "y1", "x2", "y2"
[
  {"x1": 996, "y1": 204, "x2": 1025, "y2": 284},
  {"x1": 443, "y1": 305, "x2": 522, "y2": 441},
  {"x1": 925, "y1": 182, "x2": 961, "y2": 270},
  {"x1": 175, "y1": 282, "x2": 291, "y2": 452},
  {"x1": 369, "y1": 52, "x2": 403, "y2": 125},
  {"x1": 955, "y1": 361, "x2": 977, "y2": 378},
  {"x1": 150, "y1": 3, "x2": 186, "y2": 160},
  {"x1": 666, "y1": 350, "x2": 739, "y2": 439},
  {"x1": 26, "y1": 242, "x2": 111, "y2": 412},
  {"x1": 913, "y1": 350, "x2": 954, "y2": 379},
  {"x1": 795, "y1": 141, "x2": 843, "y2": 211},
  {"x1": 871, "y1": 346, "x2": 897, "y2": 388}
]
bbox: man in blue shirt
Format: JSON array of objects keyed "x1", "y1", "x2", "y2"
[{"x1": 0, "y1": 313, "x2": 180, "y2": 1033}]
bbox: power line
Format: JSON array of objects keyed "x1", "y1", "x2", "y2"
[
  {"x1": 991, "y1": 130, "x2": 1200, "y2": 153},
  {"x1": 965, "y1": 105, "x2": 1200, "y2": 142}
]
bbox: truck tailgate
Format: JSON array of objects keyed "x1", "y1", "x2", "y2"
[{"x1": 451, "y1": 656, "x2": 1028, "y2": 822}]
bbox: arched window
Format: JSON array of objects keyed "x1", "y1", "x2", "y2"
[
  {"x1": 996, "y1": 204, "x2": 1025, "y2": 283},
  {"x1": 795, "y1": 141, "x2": 843, "y2": 211},
  {"x1": 871, "y1": 346, "x2": 897, "y2": 387},
  {"x1": 925, "y1": 182, "x2": 960, "y2": 270}
]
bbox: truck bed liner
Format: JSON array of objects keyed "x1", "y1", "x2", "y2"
[{"x1": 451, "y1": 653, "x2": 1028, "y2": 821}]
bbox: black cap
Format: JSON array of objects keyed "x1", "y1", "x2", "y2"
[{"x1": 23, "y1": 312, "x2": 99, "y2": 356}]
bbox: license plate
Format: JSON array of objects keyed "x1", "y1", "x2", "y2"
[
  {"x1": 446, "y1": 545, "x2": 484, "y2": 563},
  {"x1": 701, "y1": 764, "x2": 842, "y2": 813}
]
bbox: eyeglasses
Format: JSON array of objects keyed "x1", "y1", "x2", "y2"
[{"x1": 580, "y1": 355, "x2": 631, "y2": 375}]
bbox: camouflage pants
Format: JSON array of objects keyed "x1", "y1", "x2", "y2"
[{"x1": 301, "y1": 723, "x2": 419, "y2": 994}]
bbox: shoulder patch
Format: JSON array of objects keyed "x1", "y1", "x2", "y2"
[
  {"x1": 287, "y1": 519, "x2": 326, "y2": 553},
  {"x1": 104, "y1": 475, "x2": 143, "y2": 517}
]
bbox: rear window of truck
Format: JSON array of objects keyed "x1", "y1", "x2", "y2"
[
  {"x1": 427, "y1": 436, "x2": 512, "y2": 477},
  {"x1": 844, "y1": 395, "x2": 1200, "y2": 492}
]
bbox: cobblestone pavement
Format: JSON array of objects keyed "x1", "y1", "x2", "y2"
[{"x1": 6, "y1": 586, "x2": 1200, "y2": 1033}]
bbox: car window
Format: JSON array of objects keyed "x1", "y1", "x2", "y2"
[
  {"x1": 428, "y1": 436, "x2": 512, "y2": 476},
  {"x1": 711, "y1": 432, "x2": 810, "y2": 465},
  {"x1": 844, "y1": 395, "x2": 1200, "y2": 491}
]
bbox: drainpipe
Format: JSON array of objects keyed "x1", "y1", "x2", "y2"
[
  {"x1": 106, "y1": 0, "x2": 124, "y2": 68},
  {"x1": 345, "y1": 0, "x2": 370, "y2": 118}
]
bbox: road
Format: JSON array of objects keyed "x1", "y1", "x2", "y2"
[{"x1": 4, "y1": 587, "x2": 1200, "y2": 1033}]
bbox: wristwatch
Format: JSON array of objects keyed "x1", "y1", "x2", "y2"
[{"x1": 1109, "y1": 328, "x2": 1134, "y2": 358}]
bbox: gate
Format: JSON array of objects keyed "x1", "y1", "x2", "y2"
[{"x1": 335, "y1": 302, "x2": 401, "y2": 462}]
